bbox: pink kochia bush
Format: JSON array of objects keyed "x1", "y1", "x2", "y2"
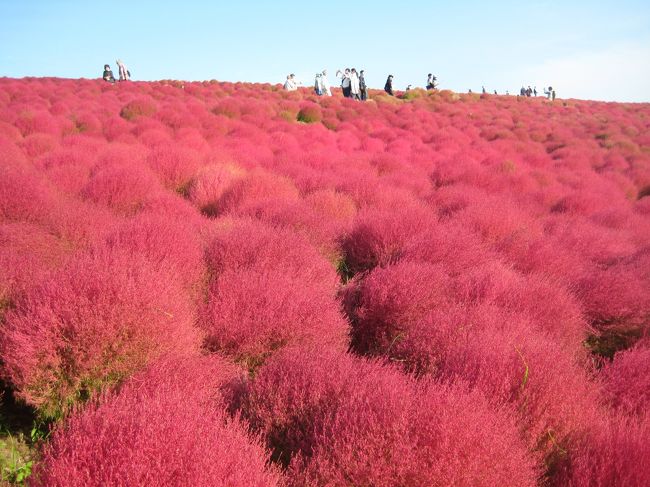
[
  {"x1": 187, "y1": 163, "x2": 243, "y2": 215},
  {"x1": 102, "y1": 213, "x2": 206, "y2": 292},
  {"x1": 32, "y1": 356, "x2": 281, "y2": 486},
  {"x1": 0, "y1": 222, "x2": 71, "y2": 312},
  {"x1": 341, "y1": 204, "x2": 438, "y2": 274},
  {"x1": 1, "y1": 77, "x2": 649, "y2": 484},
  {"x1": 243, "y1": 348, "x2": 539, "y2": 487},
  {"x1": 553, "y1": 414, "x2": 650, "y2": 487},
  {"x1": 343, "y1": 261, "x2": 599, "y2": 461},
  {"x1": 81, "y1": 161, "x2": 162, "y2": 214},
  {"x1": 201, "y1": 220, "x2": 349, "y2": 366},
  {"x1": 0, "y1": 248, "x2": 201, "y2": 418},
  {"x1": 599, "y1": 343, "x2": 650, "y2": 417}
]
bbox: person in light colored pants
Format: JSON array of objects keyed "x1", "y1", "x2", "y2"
[
  {"x1": 321, "y1": 70, "x2": 332, "y2": 96},
  {"x1": 116, "y1": 59, "x2": 130, "y2": 81}
]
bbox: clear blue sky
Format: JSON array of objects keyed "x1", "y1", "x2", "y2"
[{"x1": 1, "y1": 0, "x2": 649, "y2": 102}]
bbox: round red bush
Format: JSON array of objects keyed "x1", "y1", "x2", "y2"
[
  {"x1": 244, "y1": 348, "x2": 539, "y2": 487},
  {"x1": 32, "y1": 355, "x2": 281, "y2": 486},
  {"x1": 0, "y1": 249, "x2": 202, "y2": 418},
  {"x1": 297, "y1": 103, "x2": 322, "y2": 124}
]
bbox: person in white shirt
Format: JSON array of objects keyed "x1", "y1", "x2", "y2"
[
  {"x1": 336, "y1": 68, "x2": 351, "y2": 97},
  {"x1": 314, "y1": 73, "x2": 323, "y2": 95},
  {"x1": 116, "y1": 59, "x2": 130, "y2": 81},
  {"x1": 284, "y1": 74, "x2": 298, "y2": 91},
  {"x1": 350, "y1": 68, "x2": 361, "y2": 100},
  {"x1": 321, "y1": 70, "x2": 331, "y2": 96}
]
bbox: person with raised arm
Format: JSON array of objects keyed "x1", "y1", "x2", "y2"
[
  {"x1": 116, "y1": 59, "x2": 130, "y2": 81},
  {"x1": 336, "y1": 68, "x2": 351, "y2": 97}
]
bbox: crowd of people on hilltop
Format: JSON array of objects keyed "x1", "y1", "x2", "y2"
[
  {"x1": 519, "y1": 85, "x2": 556, "y2": 100},
  {"x1": 283, "y1": 70, "x2": 439, "y2": 100},
  {"x1": 334, "y1": 68, "x2": 367, "y2": 100},
  {"x1": 100, "y1": 61, "x2": 557, "y2": 101},
  {"x1": 282, "y1": 70, "x2": 557, "y2": 101},
  {"x1": 102, "y1": 60, "x2": 131, "y2": 83}
]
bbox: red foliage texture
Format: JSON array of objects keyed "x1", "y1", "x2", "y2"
[
  {"x1": 0, "y1": 77, "x2": 648, "y2": 484},
  {"x1": 32, "y1": 356, "x2": 281, "y2": 486}
]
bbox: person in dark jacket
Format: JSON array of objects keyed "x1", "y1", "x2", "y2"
[
  {"x1": 359, "y1": 70, "x2": 368, "y2": 101},
  {"x1": 384, "y1": 75, "x2": 394, "y2": 96},
  {"x1": 103, "y1": 64, "x2": 115, "y2": 83},
  {"x1": 426, "y1": 73, "x2": 437, "y2": 90}
]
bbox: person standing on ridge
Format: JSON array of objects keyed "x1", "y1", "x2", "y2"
[
  {"x1": 102, "y1": 64, "x2": 115, "y2": 83},
  {"x1": 426, "y1": 73, "x2": 437, "y2": 90},
  {"x1": 116, "y1": 59, "x2": 130, "y2": 81},
  {"x1": 321, "y1": 70, "x2": 332, "y2": 96},
  {"x1": 359, "y1": 70, "x2": 368, "y2": 101},
  {"x1": 384, "y1": 75, "x2": 394, "y2": 96},
  {"x1": 350, "y1": 68, "x2": 361, "y2": 100},
  {"x1": 336, "y1": 68, "x2": 352, "y2": 97},
  {"x1": 314, "y1": 73, "x2": 323, "y2": 95}
]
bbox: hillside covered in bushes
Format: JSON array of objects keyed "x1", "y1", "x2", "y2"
[{"x1": 1, "y1": 77, "x2": 649, "y2": 485}]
